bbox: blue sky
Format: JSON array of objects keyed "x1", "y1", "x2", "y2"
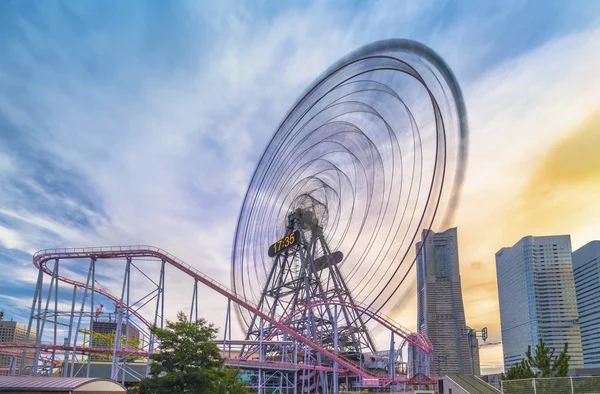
[{"x1": 1, "y1": 1, "x2": 600, "y2": 374}]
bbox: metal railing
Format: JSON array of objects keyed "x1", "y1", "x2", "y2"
[
  {"x1": 34, "y1": 245, "x2": 232, "y2": 295},
  {"x1": 502, "y1": 376, "x2": 600, "y2": 394}
]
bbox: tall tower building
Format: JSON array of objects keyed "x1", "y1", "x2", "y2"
[
  {"x1": 572, "y1": 241, "x2": 600, "y2": 368},
  {"x1": 495, "y1": 235, "x2": 583, "y2": 371},
  {"x1": 416, "y1": 228, "x2": 473, "y2": 376}
]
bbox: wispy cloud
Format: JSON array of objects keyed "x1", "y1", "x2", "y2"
[{"x1": 453, "y1": 26, "x2": 600, "y2": 373}]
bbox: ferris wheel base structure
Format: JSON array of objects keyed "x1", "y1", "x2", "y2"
[{"x1": 3, "y1": 245, "x2": 434, "y2": 392}]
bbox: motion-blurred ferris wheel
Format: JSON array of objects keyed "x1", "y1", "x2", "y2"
[{"x1": 231, "y1": 39, "x2": 468, "y2": 352}]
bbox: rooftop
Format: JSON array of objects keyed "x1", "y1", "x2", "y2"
[{"x1": 0, "y1": 377, "x2": 125, "y2": 392}]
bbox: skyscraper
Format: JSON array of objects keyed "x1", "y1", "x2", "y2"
[
  {"x1": 416, "y1": 228, "x2": 473, "y2": 376},
  {"x1": 572, "y1": 241, "x2": 600, "y2": 368},
  {"x1": 495, "y1": 235, "x2": 583, "y2": 371}
]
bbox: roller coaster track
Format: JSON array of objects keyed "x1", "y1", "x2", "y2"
[
  {"x1": 0, "y1": 343, "x2": 343, "y2": 375},
  {"x1": 284, "y1": 300, "x2": 432, "y2": 353},
  {"x1": 32, "y1": 246, "x2": 376, "y2": 378},
  {"x1": 0, "y1": 346, "x2": 60, "y2": 367},
  {"x1": 241, "y1": 300, "x2": 432, "y2": 359},
  {"x1": 31, "y1": 246, "x2": 432, "y2": 381},
  {"x1": 0, "y1": 342, "x2": 149, "y2": 358}
]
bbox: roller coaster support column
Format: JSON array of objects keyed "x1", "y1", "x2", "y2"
[
  {"x1": 8, "y1": 356, "x2": 16, "y2": 376},
  {"x1": 159, "y1": 260, "x2": 165, "y2": 329},
  {"x1": 228, "y1": 300, "x2": 232, "y2": 357},
  {"x1": 222, "y1": 299, "x2": 231, "y2": 357},
  {"x1": 389, "y1": 332, "x2": 395, "y2": 382},
  {"x1": 70, "y1": 258, "x2": 94, "y2": 377},
  {"x1": 87, "y1": 258, "x2": 96, "y2": 378},
  {"x1": 281, "y1": 332, "x2": 288, "y2": 394},
  {"x1": 112, "y1": 258, "x2": 130, "y2": 381},
  {"x1": 20, "y1": 268, "x2": 43, "y2": 376},
  {"x1": 146, "y1": 259, "x2": 165, "y2": 377},
  {"x1": 259, "y1": 319, "x2": 264, "y2": 394},
  {"x1": 293, "y1": 341, "x2": 298, "y2": 394},
  {"x1": 35, "y1": 259, "x2": 59, "y2": 375},
  {"x1": 121, "y1": 258, "x2": 132, "y2": 386},
  {"x1": 333, "y1": 305, "x2": 339, "y2": 394},
  {"x1": 33, "y1": 271, "x2": 43, "y2": 375},
  {"x1": 189, "y1": 279, "x2": 198, "y2": 322},
  {"x1": 50, "y1": 259, "x2": 60, "y2": 376},
  {"x1": 62, "y1": 286, "x2": 77, "y2": 377}
]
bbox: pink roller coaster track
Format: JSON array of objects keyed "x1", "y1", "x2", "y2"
[
  {"x1": 0, "y1": 343, "x2": 339, "y2": 374},
  {"x1": 28, "y1": 246, "x2": 431, "y2": 381},
  {"x1": 241, "y1": 300, "x2": 432, "y2": 360},
  {"x1": 0, "y1": 342, "x2": 149, "y2": 358}
]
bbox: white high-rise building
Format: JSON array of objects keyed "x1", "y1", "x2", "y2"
[
  {"x1": 495, "y1": 235, "x2": 583, "y2": 371},
  {"x1": 572, "y1": 241, "x2": 600, "y2": 368},
  {"x1": 0, "y1": 320, "x2": 35, "y2": 375}
]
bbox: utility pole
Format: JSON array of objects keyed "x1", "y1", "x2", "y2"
[
  {"x1": 465, "y1": 326, "x2": 488, "y2": 375},
  {"x1": 436, "y1": 355, "x2": 447, "y2": 377}
]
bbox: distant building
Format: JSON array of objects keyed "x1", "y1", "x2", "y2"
[
  {"x1": 416, "y1": 228, "x2": 475, "y2": 376},
  {"x1": 495, "y1": 235, "x2": 583, "y2": 371},
  {"x1": 90, "y1": 319, "x2": 140, "y2": 361},
  {"x1": 0, "y1": 320, "x2": 35, "y2": 376},
  {"x1": 572, "y1": 241, "x2": 600, "y2": 368}
]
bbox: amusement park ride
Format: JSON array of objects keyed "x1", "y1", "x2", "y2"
[{"x1": 0, "y1": 39, "x2": 468, "y2": 393}]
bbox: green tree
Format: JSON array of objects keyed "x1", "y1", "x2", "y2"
[
  {"x1": 526, "y1": 339, "x2": 571, "y2": 378},
  {"x1": 139, "y1": 312, "x2": 248, "y2": 394},
  {"x1": 526, "y1": 338, "x2": 554, "y2": 377},
  {"x1": 502, "y1": 359, "x2": 534, "y2": 380},
  {"x1": 502, "y1": 339, "x2": 571, "y2": 381},
  {"x1": 553, "y1": 343, "x2": 571, "y2": 378}
]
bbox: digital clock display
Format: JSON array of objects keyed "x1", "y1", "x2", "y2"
[{"x1": 268, "y1": 230, "x2": 300, "y2": 257}]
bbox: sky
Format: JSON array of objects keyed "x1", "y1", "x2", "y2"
[{"x1": 0, "y1": 0, "x2": 599, "y2": 375}]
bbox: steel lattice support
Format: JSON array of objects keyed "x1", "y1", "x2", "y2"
[
  {"x1": 19, "y1": 254, "x2": 163, "y2": 382},
  {"x1": 241, "y1": 208, "x2": 379, "y2": 393}
]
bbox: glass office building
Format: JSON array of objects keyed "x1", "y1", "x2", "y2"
[
  {"x1": 495, "y1": 235, "x2": 583, "y2": 371},
  {"x1": 572, "y1": 241, "x2": 600, "y2": 368}
]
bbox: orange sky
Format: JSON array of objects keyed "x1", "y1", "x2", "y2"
[{"x1": 393, "y1": 27, "x2": 600, "y2": 374}]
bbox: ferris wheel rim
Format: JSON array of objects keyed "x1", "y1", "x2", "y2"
[{"x1": 231, "y1": 38, "x2": 468, "y2": 331}]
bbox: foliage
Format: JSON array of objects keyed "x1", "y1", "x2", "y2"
[
  {"x1": 501, "y1": 339, "x2": 571, "y2": 380},
  {"x1": 526, "y1": 339, "x2": 571, "y2": 378},
  {"x1": 139, "y1": 312, "x2": 248, "y2": 394},
  {"x1": 502, "y1": 359, "x2": 535, "y2": 380},
  {"x1": 525, "y1": 338, "x2": 554, "y2": 377},
  {"x1": 552, "y1": 343, "x2": 571, "y2": 378}
]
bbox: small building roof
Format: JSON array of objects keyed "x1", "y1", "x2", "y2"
[{"x1": 0, "y1": 377, "x2": 125, "y2": 392}]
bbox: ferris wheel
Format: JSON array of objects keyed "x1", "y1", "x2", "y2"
[{"x1": 231, "y1": 39, "x2": 468, "y2": 352}]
